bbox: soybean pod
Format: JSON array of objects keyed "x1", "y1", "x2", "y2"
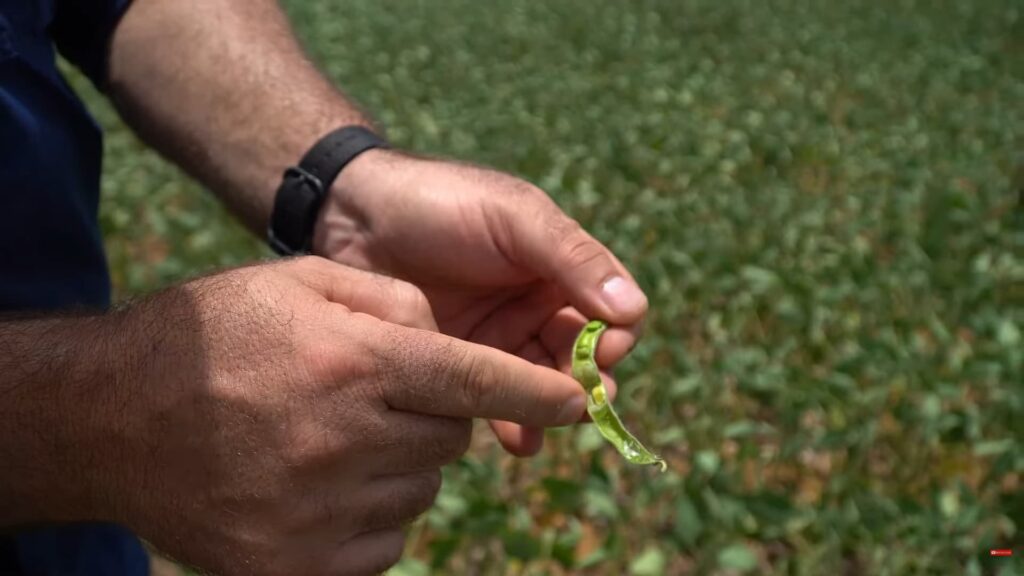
[{"x1": 572, "y1": 320, "x2": 666, "y2": 472}]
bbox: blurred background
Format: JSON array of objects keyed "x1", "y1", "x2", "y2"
[{"x1": 68, "y1": 0, "x2": 1022, "y2": 574}]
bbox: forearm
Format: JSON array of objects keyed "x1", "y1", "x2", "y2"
[
  {"x1": 0, "y1": 314, "x2": 132, "y2": 527},
  {"x1": 107, "y1": 0, "x2": 373, "y2": 235}
]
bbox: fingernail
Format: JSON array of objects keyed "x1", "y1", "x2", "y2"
[
  {"x1": 557, "y1": 394, "x2": 587, "y2": 425},
  {"x1": 601, "y1": 276, "x2": 647, "y2": 316}
]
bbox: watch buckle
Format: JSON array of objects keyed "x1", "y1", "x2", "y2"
[{"x1": 268, "y1": 166, "x2": 325, "y2": 256}]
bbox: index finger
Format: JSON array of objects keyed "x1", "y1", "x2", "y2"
[{"x1": 372, "y1": 324, "x2": 586, "y2": 427}]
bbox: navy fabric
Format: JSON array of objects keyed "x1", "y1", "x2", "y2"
[
  {"x1": 12, "y1": 525, "x2": 149, "y2": 575},
  {"x1": 0, "y1": 0, "x2": 149, "y2": 573}
]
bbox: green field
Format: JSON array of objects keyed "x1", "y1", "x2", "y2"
[{"x1": 71, "y1": 0, "x2": 1023, "y2": 574}]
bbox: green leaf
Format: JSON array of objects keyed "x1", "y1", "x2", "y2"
[
  {"x1": 541, "y1": 477, "x2": 583, "y2": 511},
  {"x1": 502, "y1": 530, "x2": 541, "y2": 561},
  {"x1": 653, "y1": 424, "x2": 686, "y2": 444},
  {"x1": 669, "y1": 375, "x2": 702, "y2": 398},
  {"x1": 387, "y1": 558, "x2": 430, "y2": 576},
  {"x1": 723, "y1": 420, "x2": 758, "y2": 438},
  {"x1": 996, "y1": 319, "x2": 1020, "y2": 347},
  {"x1": 938, "y1": 489, "x2": 960, "y2": 518},
  {"x1": 743, "y1": 491, "x2": 795, "y2": 534},
  {"x1": 673, "y1": 496, "x2": 704, "y2": 546},
  {"x1": 580, "y1": 530, "x2": 621, "y2": 569},
  {"x1": 717, "y1": 544, "x2": 758, "y2": 572},
  {"x1": 920, "y1": 394, "x2": 943, "y2": 421},
  {"x1": 578, "y1": 548, "x2": 611, "y2": 570},
  {"x1": 552, "y1": 523, "x2": 581, "y2": 568},
  {"x1": 576, "y1": 425, "x2": 606, "y2": 452},
  {"x1": 695, "y1": 450, "x2": 721, "y2": 474},
  {"x1": 740, "y1": 265, "x2": 780, "y2": 294},
  {"x1": 629, "y1": 546, "x2": 667, "y2": 576},
  {"x1": 428, "y1": 535, "x2": 461, "y2": 569},
  {"x1": 583, "y1": 486, "x2": 619, "y2": 519},
  {"x1": 973, "y1": 439, "x2": 1015, "y2": 457}
]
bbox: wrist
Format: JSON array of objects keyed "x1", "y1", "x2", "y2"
[
  {"x1": 312, "y1": 147, "x2": 413, "y2": 257},
  {"x1": 269, "y1": 126, "x2": 390, "y2": 256},
  {"x1": 0, "y1": 313, "x2": 135, "y2": 526}
]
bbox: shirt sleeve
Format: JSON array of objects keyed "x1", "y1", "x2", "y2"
[{"x1": 49, "y1": 0, "x2": 134, "y2": 88}]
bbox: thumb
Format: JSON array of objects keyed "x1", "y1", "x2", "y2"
[
  {"x1": 374, "y1": 326, "x2": 587, "y2": 427},
  {"x1": 503, "y1": 198, "x2": 648, "y2": 324}
]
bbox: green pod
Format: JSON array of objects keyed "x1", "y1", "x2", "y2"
[{"x1": 572, "y1": 320, "x2": 666, "y2": 472}]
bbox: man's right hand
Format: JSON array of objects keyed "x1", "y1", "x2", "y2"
[{"x1": 44, "y1": 257, "x2": 585, "y2": 575}]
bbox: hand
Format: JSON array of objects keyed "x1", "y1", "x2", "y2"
[
  {"x1": 314, "y1": 151, "x2": 649, "y2": 455},
  {"x1": 81, "y1": 257, "x2": 585, "y2": 576}
]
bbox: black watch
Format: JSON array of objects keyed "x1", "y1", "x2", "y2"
[{"x1": 267, "y1": 125, "x2": 388, "y2": 255}]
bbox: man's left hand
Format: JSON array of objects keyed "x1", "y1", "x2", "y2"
[{"x1": 313, "y1": 150, "x2": 649, "y2": 456}]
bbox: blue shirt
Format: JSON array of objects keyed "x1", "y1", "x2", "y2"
[{"x1": 1, "y1": 0, "x2": 149, "y2": 573}]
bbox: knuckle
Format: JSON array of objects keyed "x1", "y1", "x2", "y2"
[
  {"x1": 281, "y1": 419, "x2": 330, "y2": 471},
  {"x1": 290, "y1": 254, "x2": 328, "y2": 274},
  {"x1": 557, "y1": 226, "x2": 606, "y2": 270},
  {"x1": 417, "y1": 437, "x2": 452, "y2": 469},
  {"x1": 455, "y1": 350, "x2": 490, "y2": 411},
  {"x1": 384, "y1": 542, "x2": 405, "y2": 572},
  {"x1": 391, "y1": 279, "x2": 433, "y2": 321},
  {"x1": 235, "y1": 265, "x2": 275, "y2": 299},
  {"x1": 371, "y1": 531, "x2": 406, "y2": 574},
  {"x1": 295, "y1": 340, "x2": 332, "y2": 379},
  {"x1": 413, "y1": 469, "x2": 443, "y2": 511},
  {"x1": 508, "y1": 180, "x2": 546, "y2": 199},
  {"x1": 366, "y1": 322, "x2": 419, "y2": 401},
  {"x1": 368, "y1": 472, "x2": 441, "y2": 529},
  {"x1": 453, "y1": 418, "x2": 473, "y2": 455},
  {"x1": 409, "y1": 288, "x2": 433, "y2": 320},
  {"x1": 421, "y1": 420, "x2": 471, "y2": 467}
]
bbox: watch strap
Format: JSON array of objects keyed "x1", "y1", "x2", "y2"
[{"x1": 268, "y1": 126, "x2": 388, "y2": 255}]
